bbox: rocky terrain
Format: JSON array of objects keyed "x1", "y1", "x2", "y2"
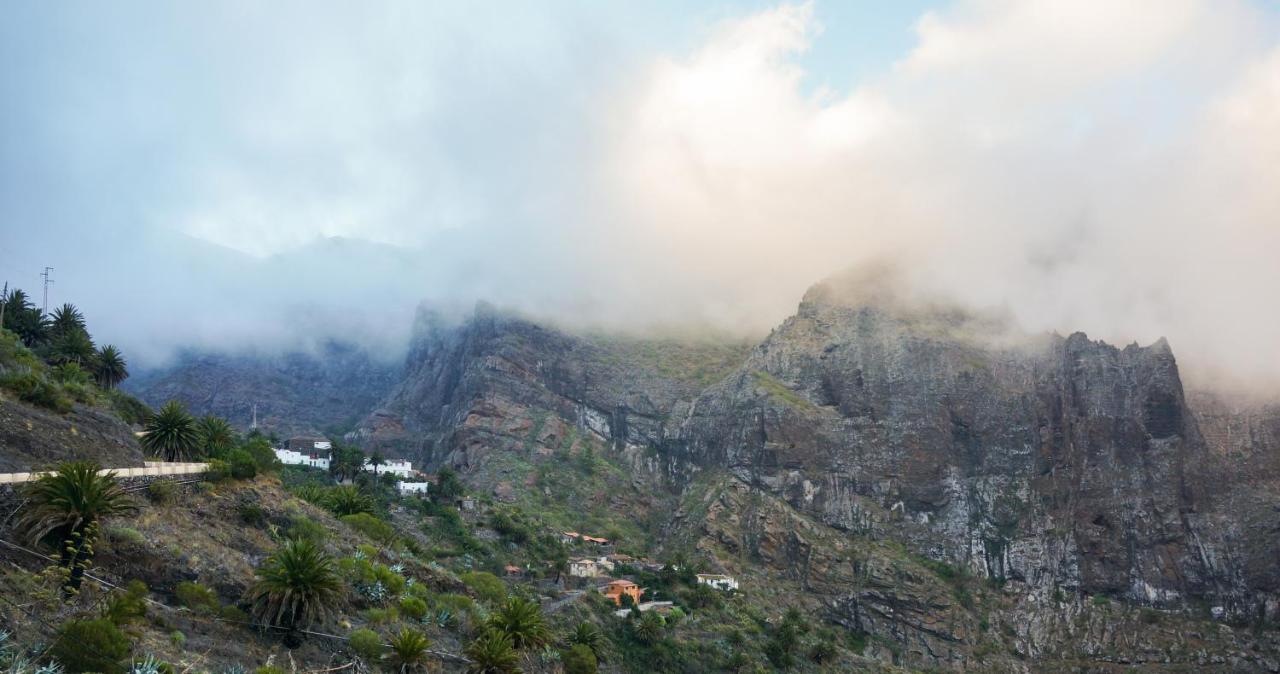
[
  {"x1": 354, "y1": 273, "x2": 1280, "y2": 671},
  {"x1": 0, "y1": 397, "x2": 145, "y2": 471},
  {"x1": 127, "y1": 340, "x2": 401, "y2": 436}
]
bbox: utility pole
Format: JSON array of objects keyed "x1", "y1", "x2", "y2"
[
  {"x1": 0, "y1": 281, "x2": 7, "y2": 327},
  {"x1": 40, "y1": 267, "x2": 54, "y2": 317}
]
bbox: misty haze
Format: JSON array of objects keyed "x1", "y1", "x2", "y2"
[{"x1": 1, "y1": 2, "x2": 1278, "y2": 673}]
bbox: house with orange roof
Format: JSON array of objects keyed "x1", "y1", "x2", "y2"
[{"x1": 600, "y1": 579, "x2": 643, "y2": 606}]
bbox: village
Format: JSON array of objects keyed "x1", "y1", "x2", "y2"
[{"x1": 271, "y1": 434, "x2": 741, "y2": 616}]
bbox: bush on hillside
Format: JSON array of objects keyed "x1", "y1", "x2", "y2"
[
  {"x1": 460, "y1": 571, "x2": 506, "y2": 605},
  {"x1": 341, "y1": 513, "x2": 396, "y2": 544},
  {"x1": 228, "y1": 449, "x2": 258, "y2": 480},
  {"x1": 348, "y1": 628, "x2": 384, "y2": 660},
  {"x1": 51, "y1": 618, "x2": 131, "y2": 674}
]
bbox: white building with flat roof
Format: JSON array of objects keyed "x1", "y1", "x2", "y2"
[
  {"x1": 397, "y1": 481, "x2": 430, "y2": 496},
  {"x1": 696, "y1": 574, "x2": 739, "y2": 591},
  {"x1": 365, "y1": 458, "x2": 413, "y2": 478},
  {"x1": 274, "y1": 447, "x2": 330, "y2": 470}
]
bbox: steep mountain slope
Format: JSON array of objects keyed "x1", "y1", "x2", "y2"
[
  {"x1": 126, "y1": 341, "x2": 401, "y2": 436},
  {"x1": 355, "y1": 275, "x2": 1280, "y2": 671}
]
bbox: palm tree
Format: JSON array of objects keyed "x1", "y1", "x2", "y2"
[
  {"x1": 464, "y1": 630, "x2": 522, "y2": 674},
  {"x1": 94, "y1": 345, "x2": 129, "y2": 389},
  {"x1": 48, "y1": 329, "x2": 96, "y2": 367},
  {"x1": 368, "y1": 451, "x2": 385, "y2": 475},
  {"x1": 18, "y1": 461, "x2": 137, "y2": 593},
  {"x1": 387, "y1": 628, "x2": 431, "y2": 673},
  {"x1": 141, "y1": 401, "x2": 199, "y2": 461},
  {"x1": 49, "y1": 304, "x2": 87, "y2": 339},
  {"x1": 324, "y1": 485, "x2": 374, "y2": 516},
  {"x1": 195, "y1": 415, "x2": 237, "y2": 458},
  {"x1": 246, "y1": 539, "x2": 342, "y2": 637},
  {"x1": 487, "y1": 597, "x2": 550, "y2": 651},
  {"x1": 2, "y1": 289, "x2": 49, "y2": 347},
  {"x1": 567, "y1": 622, "x2": 606, "y2": 662},
  {"x1": 631, "y1": 612, "x2": 665, "y2": 645}
]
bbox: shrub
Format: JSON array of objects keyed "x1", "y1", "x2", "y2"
[
  {"x1": 237, "y1": 502, "x2": 268, "y2": 527},
  {"x1": 348, "y1": 628, "x2": 384, "y2": 660},
  {"x1": 106, "y1": 526, "x2": 146, "y2": 548},
  {"x1": 325, "y1": 486, "x2": 375, "y2": 516},
  {"x1": 228, "y1": 449, "x2": 258, "y2": 480},
  {"x1": 103, "y1": 580, "x2": 149, "y2": 626},
  {"x1": 362, "y1": 607, "x2": 399, "y2": 625},
  {"x1": 341, "y1": 513, "x2": 396, "y2": 544},
  {"x1": 460, "y1": 571, "x2": 506, "y2": 605},
  {"x1": 561, "y1": 643, "x2": 598, "y2": 674},
  {"x1": 169, "y1": 631, "x2": 186, "y2": 648},
  {"x1": 287, "y1": 516, "x2": 326, "y2": 543},
  {"x1": 51, "y1": 617, "x2": 131, "y2": 674},
  {"x1": 399, "y1": 596, "x2": 429, "y2": 621},
  {"x1": 146, "y1": 480, "x2": 177, "y2": 505},
  {"x1": 1, "y1": 370, "x2": 71, "y2": 413},
  {"x1": 175, "y1": 581, "x2": 220, "y2": 613},
  {"x1": 1092, "y1": 595, "x2": 1111, "y2": 607},
  {"x1": 256, "y1": 668, "x2": 285, "y2": 674},
  {"x1": 204, "y1": 459, "x2": 231, "y2": 482}
]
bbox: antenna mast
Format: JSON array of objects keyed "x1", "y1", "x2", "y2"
[{"x1": 40, "y1": 267, "x2": 54, "y2": 317}]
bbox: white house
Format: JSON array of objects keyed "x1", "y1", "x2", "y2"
[
  {"x1": 364, "y1": 457, "x2": 413, "y2": 478},
  {"x1": 397, "y1": 481, "x2": 430, "y2": 496},
  {"x1": 568, "y1": 557, "x2": 616, "y2": 578},
  {"x1": 696, "y1": 574, "x2": 739, "y2": 591},
  {"x1": 274, "y1": 440, "x2": 332, "y2": 470}
]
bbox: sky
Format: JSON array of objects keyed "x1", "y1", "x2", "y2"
[{"x1": 2, "y1": 1, "x2": 1279, "y2": 388}]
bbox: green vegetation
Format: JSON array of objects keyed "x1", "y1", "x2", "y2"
[
  {"x1": 51, "y1": 617, "x2": 131, "y2": 674},
  {"x1": 246, "y1": 539, "x2": 342, "y2": 635},
  {"x1": 487, "y1": 596, "x2": 551, "y2": 650},
  {"x1": 0, "y1": 292, "x2": 136, "y2": 412},
  {"x1": 751, "y1": 370, "x2": 818, "y2": 412},
  {"x1": 19, "y1": 461, "x2": 138, "y2": 593},
  {"x1": 141, "y1": 401, "x2": 200, "y2": 461},
  {"x1": 387, "y1": 628, "x2": 431, "y2": 672},
  {"x1": 463, "y1": 630, "x2": 521, "y2": 674},
  {"x1": 348, "y1": 628, "x2": 384, "y2": 660}
]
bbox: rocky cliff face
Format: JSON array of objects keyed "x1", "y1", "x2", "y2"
[
  {"x1": 126, "y1": 341, "x2": 401, "y2": 436},
  {"x1": 357, "y1": 279, "x2": 1280, "y2": 671}
]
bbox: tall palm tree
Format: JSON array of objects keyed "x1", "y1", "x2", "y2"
[
  {"x1": 464, "y1": 630, "x2": 522, "y2": 674},
  {"x1": 94, "y1": 345, "x2": 129, "y2": 389},
  {"x1": 387, "y1": 628, "x2": 431, "y2": 673},
  {"x1": 246, "y1": 539, "x2": 342, "y2": 637},
  {"x1": 49, "y1": 304, "x2": 87, "y2": 340},
  {"x1": 487, "y1": 597, "x2": 550, "y2": 651},
  {"x1": 141, "y1": 401, "x2": 199, "y2": 461},
  {"x1": 2, "y1": 289, "x2": 49, "y2": 347},
  {"x1": 48, "y1": 329, "x2": 96, "y2": 366},
  {"x1": 195, "y1": 415, "x2": 237, "y2": 458},
  {"x1": 18, "y1": 461, "x2": 137, "y2": 593},
  {"x1": 368, "y1": 452, "x2": 385, "y2": 475}
]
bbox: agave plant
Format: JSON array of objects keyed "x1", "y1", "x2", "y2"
[
  {"x1": 434, "y1": 609, "x2": 455, "y2": 628},
  {"x1": 18, "y1": 461, "x2": 136, "y2": 593},
  {"x1": 245, "y1": 539, "x2": 342, "y2": 635},
  {"x1": 356, "y1": 580, "x2": 389, "y2": 604},
  {"x1": 464, "y1": 630, "x2": 521, "y2": 674},
  {"x1": 129, "y1": 654, "x2": 164, "y2": 674}
]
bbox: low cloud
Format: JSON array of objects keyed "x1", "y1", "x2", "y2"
[{"x1": 2, "y1": 1, "x2": 1279, "y2": 388}]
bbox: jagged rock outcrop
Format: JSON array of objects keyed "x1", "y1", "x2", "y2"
[
  {"x1": 355, "y1": 275, "x2": 1280, "y2": 671},
  {"x1": 126, "y1": 341, "x2": 400, "y2": 435}
]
